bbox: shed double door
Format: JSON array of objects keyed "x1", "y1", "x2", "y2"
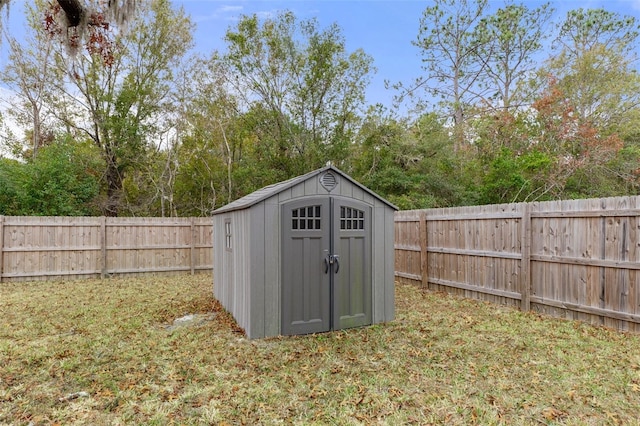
[{"x1": 281, "y1": 197, "x2": 372, "y2": 335}]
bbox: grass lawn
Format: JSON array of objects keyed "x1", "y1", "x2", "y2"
[{"x1": 1, "y1": 274, "x2": 640, "y2": 425}]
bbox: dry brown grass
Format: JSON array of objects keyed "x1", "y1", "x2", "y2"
[{"x1": 2, "y1": 274, "x2": 640, "y2": 425}]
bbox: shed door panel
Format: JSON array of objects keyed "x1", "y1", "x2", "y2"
[
  {"x1": 281, "y1": 198, "x2": 331, "y2": 335},
  {"x1": 333, "y1": 199, "x2": 372, "y2": 330}
]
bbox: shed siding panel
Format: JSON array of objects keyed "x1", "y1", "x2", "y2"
[
  {"x1": 213, "y1": 216, "x2": 221, "y2": 300},
  {"x1": 339, "y1": 180, "x2": 353, "y2": 198},
  {"x1": 383, "y1": 204, "x2": 396, "y2": 321},
  {"x1": 363, "y1": 192, "x2": 375, "y2": 205},
  {"x1": 236, "y1": 209, "x2": 252, "y2": 336},
  {"x1": 249, "y1": 203, "x2": 266, "y2": 338},
  {"x1": 233, "y1": 214, "x2": 244, "y2": 328},
  {"x1": 352, "y1": 186, "x2": 365, "y2": 202},
  {"x1": 373, "y1": 200, "x2": 386, "y2": 322},
  {"x1": 279, "y1": 188, "x2": 293, "y2": 203},
  {"x1": 213, "y1": 215, "x2": 228, "y2": 309},
  {"x1": 291, "y1": 184, "x2": 305, "y2": 199},
  {"x1": 264, "y1": 199, "x2": 281, "y2": 337},
  {"x1": 214, "y1": 210, "x2": 253, "y2": 336},
  {"x1": 304, "y1": 177, "x2": 318, "y2": 196}
]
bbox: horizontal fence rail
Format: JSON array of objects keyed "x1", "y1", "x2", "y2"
[
  {"x1": 0, "y1": 216, "x2": 213, "y2": 282},
  {"x1": 395, "y1": 196, "x2": 640, "y2": 333}
]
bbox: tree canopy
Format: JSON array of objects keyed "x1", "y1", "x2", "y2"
[{"x1": 1, "y1": 0, "x2": 640, "y2": 216}]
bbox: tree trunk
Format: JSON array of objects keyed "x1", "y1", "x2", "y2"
[
  {"x1": 104, "y1": 151, "x2": 122, "y2": 217},
  {"x1": 56, "y1": 0, "x2": 85, "y2": 27},
  {"x1": 32, "y1": 103, "x2": 41, "y2": 159}
]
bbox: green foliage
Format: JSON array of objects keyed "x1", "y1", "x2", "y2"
[
  {"x1": 164, "y1": 10, "x2": 375, "y2": 216},
  {"x1": 43, "y1": 0, "x2": 194, "y2": 216},
  {"x1": 478, "y1": 149, "x2": 526, "y2": 204},
  {"x1": 474, "y1": 2, "x2": 553, "y2": 110},
  {"x1": 548, "y1": 48, "x2": 640, "y2": 136},
  {"x1": 22, "y1": 141, "x2": 101, "y2": 216},
  {"x1": 557, "y1": 8, "x2": 639, "y2": 58},
  {"x1": 4, "y1": 3, "x2": 640, "y2": 216},
  {"x1": 222, "y1": 10, "x2": 373, "y2": 178},
  {"x1": 409, "y1": 0, "x2": 488, "y2": 141},
  {"x1": 353, "y1": 110, "x2": 466, "y2": 209},
  {"x1": 564, "y1": 141, "x2": 640, "y2": 198},
  {"x1": 0, "y1": 157, "x2": 22, "y2": 214},
  {"x1": 0, "y1": 137, "x2": 102, "y2": 215},
  {"x1": 474, "y1": 148, "x2": 553, "y2": 204}
]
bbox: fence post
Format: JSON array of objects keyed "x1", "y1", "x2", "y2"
[
  {"x1": 100, "y1": 216, "x2": 107, "y2": 279},
  {"x1": 520, "y1": 203, "x2": 532, "y2": 311},
  {"x1": 419, "y1": 211, "x2": 429, "y2": 288},
  {"x1": 190, "y1": 218, "x2": 195, "y2": 275},
  {"x1": 0, "y1": 215, "x2": 4, "y2": 283}
]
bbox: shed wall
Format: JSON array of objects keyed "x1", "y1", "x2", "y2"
[
  {"x1": 214, "y1": 167, "x2": 396, "y2": 339},
  {"x1": 213, "y1": 209, "x2": 254, "y2": 336},
  {"x1": 373, "y1": 198, "x2": 396, "y2": 323},
  {"x1": 263, "y1": 197, "x2": 281, "y2": 337}
]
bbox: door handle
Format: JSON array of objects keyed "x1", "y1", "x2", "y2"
[
  {"x1": 324, "y1": 254, "x2": 339, "y2": 274},
  {"x1": 322, "y1": 254, "x2": 340, "y2": 274}
]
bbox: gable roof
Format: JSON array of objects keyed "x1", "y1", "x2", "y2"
[{"x1": 212, "y1": 165, "x2": 398, "y2": 215}]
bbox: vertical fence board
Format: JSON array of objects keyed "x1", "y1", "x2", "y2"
[
  {"x1": 393, "y1": 210, "x2": 422, "y2": 285},
  {"x1": 190, "y1": 218, "x2": 195, "y2": 275},
  {"x1": 419, "y1": 211, "x2": 428, "y2": 287},
  {"x1": 101, "y1": 217, "x2": 107, "y2": 278}
]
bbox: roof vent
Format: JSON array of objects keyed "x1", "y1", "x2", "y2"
[{"x1": 320, "y1": 171, "x2": 338, "y2": 192}]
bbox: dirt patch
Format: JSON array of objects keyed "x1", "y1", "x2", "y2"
[{"x1": 163, "y1": 313, "x2": 217, "y2": 332}]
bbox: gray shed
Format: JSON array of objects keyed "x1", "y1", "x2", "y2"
[{"x1": 212, "y1": 165, "x2": 397, "y2": 339}]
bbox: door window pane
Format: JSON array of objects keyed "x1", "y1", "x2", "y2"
[
  {"x1": 292, "y1": 205, "x2": 322, "y2": 230},
  {"x1": 340, "y1": 207, "x2": 365, "y2": 230}
]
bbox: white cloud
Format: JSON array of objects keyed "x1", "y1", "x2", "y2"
[
  {"x1": 219, "y1": 5, "x2": 243, "y2": 13},
  {"x1": 190, "y1": 4, "x2": 245, "y2": 23},
  {"x1": 255, "y1": 9, "x2": 277, "y2": 20}
]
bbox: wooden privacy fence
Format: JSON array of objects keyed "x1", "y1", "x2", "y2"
[
  {"x1": 0, "y1": 216, "x2": 213, "y2": 282},
  {"x1": 395, "y1": 196, "x2": 640, "y2": 333}
]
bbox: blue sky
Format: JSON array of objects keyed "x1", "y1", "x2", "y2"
[
  {"x1": 173, "y1": 0, "x2": 640, "y2": 108},
  {"x1": 2, "y1": 0, "x2": 640, "y2": 110},
  {"x1": 183, "y1": 0, "x2": 428, "y2": 107}
]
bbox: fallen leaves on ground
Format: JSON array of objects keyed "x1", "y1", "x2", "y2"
[{"x1": 1, "y1": 275, "x2": 640, "y2": 424}]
